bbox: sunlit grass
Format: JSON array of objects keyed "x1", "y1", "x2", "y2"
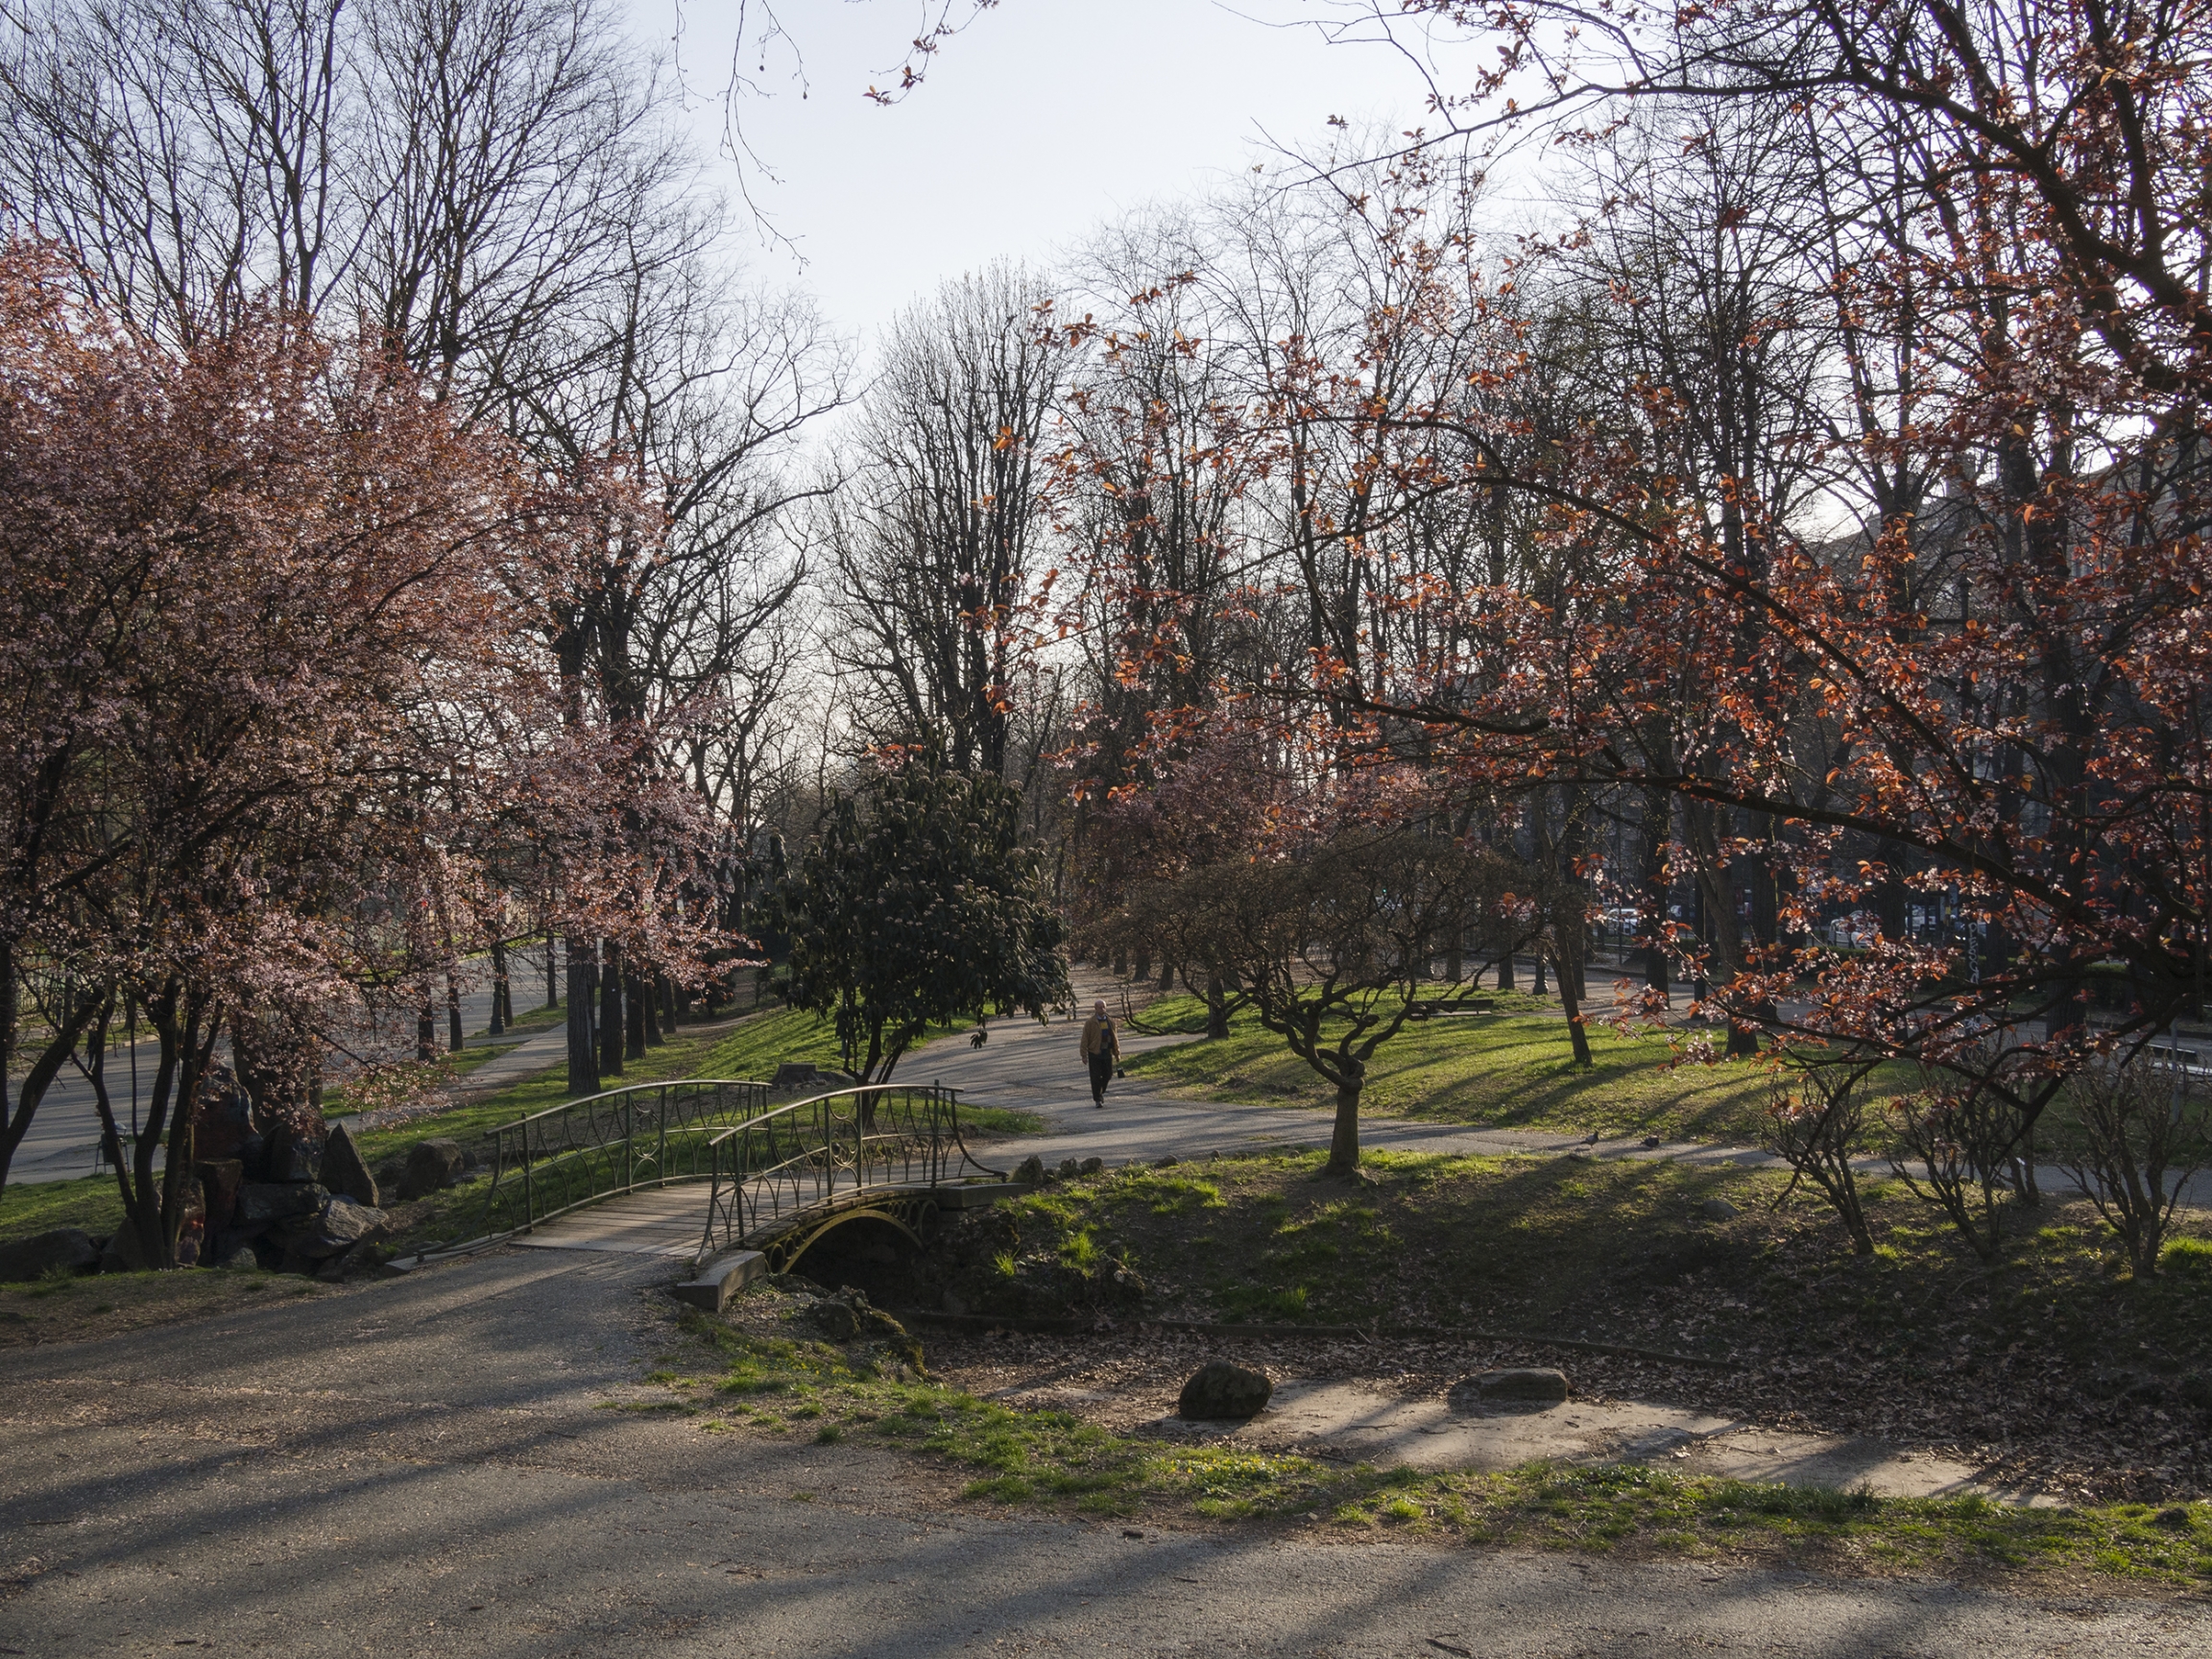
[
  {"x1": 1123, "y1": 993, "x2": 1908, "y2": 1143},
  {"x1": 664, "y1": 1304, "x2": 2212, "y2": 1584}
]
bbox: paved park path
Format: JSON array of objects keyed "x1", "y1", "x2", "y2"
[
  {"x1": 5, "y1": 1244, "x2": 2208, "y2": 1657},
  {"x1": 903, "y1": 993, "x2": 2208, "y2": 1202},
  {"x1": 525, "y1": 977, "x2": 2212, "y2": 1257}
]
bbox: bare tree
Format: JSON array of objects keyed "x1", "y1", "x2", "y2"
[{"x1": 828, "y1": 264, "x2": 1056, "y2": 777}]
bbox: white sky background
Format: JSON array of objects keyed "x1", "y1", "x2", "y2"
[{"x1": 637, "y1": 0, "x2": 1461, "y2": 350}]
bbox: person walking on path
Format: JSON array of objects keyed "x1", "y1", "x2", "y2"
[{"x1": 1080, "y1": 999, "x2": 1120, "y2": 1107}]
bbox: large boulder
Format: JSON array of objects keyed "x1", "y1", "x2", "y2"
[
  {"x1": 1452, "y1": 1368, "x2": 1570, "y2": 1407},
  {"x1": 239, "y1": 1181, "x2": 327, "y2": 1227},
  {"x1": 399, "y1": 1138, "x2": 466, "y2": 1200},
  {"x1": 193, "y1": 1159, "x2": 245, "y2": 1232},
  {"x1": 264, "y1": 1118, "x2": 325, "y2": 1184},
  {"x1": 99, "y1": 1224, "x2": 155, "y2": 1274},
  {"x1": 316, "y1": 1240, "x2": 396, "y2": 1282},
  {"x1": 192, "y1": 1070, "x2": 257, "y2": 1164},
  {"x1": 0, "y1": 1228, "x2": 100, "y2": 1283},
  {"x1": 1178, "y1": 1360, "x2": 1273, "y2": 1421},
  {"x1": 318, "y1": 1123, "x2": 379, "y2": 1208},
  {"x1": 272, "y1": 1195, "x2": 389, "y2": 1261}
]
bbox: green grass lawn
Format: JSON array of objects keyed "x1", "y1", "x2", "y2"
[
  {"x1": 1121, "y1": 992, "x2": 1918, "y2": 1143},
  {"x1": 645, "y1": 1290, "x2": 2212, "y2": 1586},
  {"x1": 0, "y1": 1170, "x2": 128, "y2": 1239}
]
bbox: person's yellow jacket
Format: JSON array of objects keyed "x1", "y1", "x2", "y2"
[{"x1": 1079, "y1": 1015, "x2": 1119, "y2": 1061}]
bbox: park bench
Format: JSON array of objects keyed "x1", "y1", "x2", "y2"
[{"x1": 1406, "y1": 996, "x2": 1497, "y2": 1021}]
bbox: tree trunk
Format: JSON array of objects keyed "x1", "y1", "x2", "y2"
[
  {"x1": 446, "y1": 967, "x2": 465, "y2": 1052},
  {"x1": 599, "y1": 943, "x2": 625, "y2": 1077},
  {"x1": 0, "y1": 946, "x2": 105, "y2": 1193},
  {"x1": 659, "y1": 974, "x2": 678, "y2": 1035},
  {"x1": 1555, "y1": 954, "x2": 1594, "y2": 1067},
  {"x1": 1495, "y1": 950, "x2": 1515, "y2": 992},
  {"x1": 416, "y1": 983, "x2": 436, "y2": 1061},
  {"x1": 1205, "y1": 968, "x2": 1230, "y2": 1040},
  {"x1": 1158, "y1": 958, "x2": 1175, "y2": 993},
  {"x1": 565, "y1": 935, "x2": 598, "y2": 1094},
  {"x1": 545, "y1": 927, "x2": 559, "y2": 1008},
  {"x1": 1642, "y1": 786, "x2": 1672, "y2": 995},
  {"x1": 1689, "y1": 808, "x2": 1759, "y2": 1056},
  {"x1": 488, "y1": 937, "x2": 507, "y2": 1036},
  {"x1": 624, "y1": 968, "x2": 647, "y2": 1059},
  {"x1": 1325, "y1": 1075, "x2": 1363, "y2": 1175},
  {"x1": 1133, "y1": 948, "x2": 1150, "y2": 985}
]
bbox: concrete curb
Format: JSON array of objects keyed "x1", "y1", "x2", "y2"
[{"x1": 675, "y1": 1249, "x2": 767, "y2": 1312}]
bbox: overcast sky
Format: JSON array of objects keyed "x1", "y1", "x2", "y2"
[{"x1": 638, "y1": 0, "x2": 1454, "y2": 348}]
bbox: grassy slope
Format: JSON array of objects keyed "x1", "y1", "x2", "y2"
[
  {"x1": 642, "y1": 1289, "x2": 2212, "y2": 1588},
  {"x1": 0, "y1": 1172, "x2": 131, "y2": 1239},
  {"x1": 1122, "y1": 992, "x2": 1923, "y2": 1142},
  {"x1": 998, "y1": 1151, "x2": 2212, "y2": 1370}
]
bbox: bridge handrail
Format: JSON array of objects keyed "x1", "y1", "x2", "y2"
[
  {"x1": 486, "y1": 1076, "x2": 769, "y2": 1138},
  {"x1": 696, "y1": 1081, "x2": 1004, "y2": 1262},
  {"x1": 417, "y1": 1075, "x2": 774, "y2": 1256}
]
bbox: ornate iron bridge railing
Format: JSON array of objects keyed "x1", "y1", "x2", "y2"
[
  {"x1": 439, "y1": 1077, "x2": 773, "y2": 1249},
  {"x1": 696, "y1": 1084, "x2": 1005, "y2": 1267}
]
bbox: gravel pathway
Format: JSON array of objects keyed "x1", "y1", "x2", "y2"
[{"x1": 3, "y1": 1245, "x2": 2205, "y2": 1655}]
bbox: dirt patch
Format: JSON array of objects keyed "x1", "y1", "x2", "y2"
[
  {"x1": 0, "y1": 1267, "x2": 330, "y2": 1345},
  {"x1": 917, "y1": 1324, "x2": 2013, "y2": 1499}
]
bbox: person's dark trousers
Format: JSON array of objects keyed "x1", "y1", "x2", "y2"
[{"x1": 1088, "y1": 1052, "x2": 1114, "y2": 1105}]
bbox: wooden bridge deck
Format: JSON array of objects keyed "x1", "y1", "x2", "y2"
[{"x1": 511, "y1": 1185, "x2": 712, "y2": 1258}]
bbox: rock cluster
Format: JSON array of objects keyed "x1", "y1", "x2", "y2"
[
  {"x1": 0, "y1": 1078, "x2": 486, "y2": 1283},
  {"x1": 197, "y1": 1118, "x2": 399, "y2": 1279},
  {"x1": 0, "y1": 1228, "x2": 101, "y2": 1283}
]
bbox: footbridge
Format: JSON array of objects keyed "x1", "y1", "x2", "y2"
[{"x1": 412, "y1": 1077, "x2": 1023, "y2": 1278}]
